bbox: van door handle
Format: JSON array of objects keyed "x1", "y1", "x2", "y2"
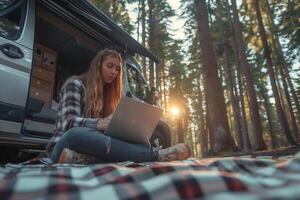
[{"x1": 0, "y1": 43, "x2": 24, "y2": 59}]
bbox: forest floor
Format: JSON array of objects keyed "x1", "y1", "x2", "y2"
[
  {"x1": 206, "y1": 145, "x2": 300, "y2": 160},
  {"x1": 250, "y1": 145, "x2": 300, "y2": 159}
]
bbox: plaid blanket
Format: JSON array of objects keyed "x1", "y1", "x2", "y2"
[{"x1": 0, "y1": 153, "x2": 299, "y2": 200}]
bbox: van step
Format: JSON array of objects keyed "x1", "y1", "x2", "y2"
[
  {"x1": 21, "y1": 149, "x2": 44, "y2": 154},
  {"x1": 23, "y1": 120, "x2": 54, "y2": 137}
]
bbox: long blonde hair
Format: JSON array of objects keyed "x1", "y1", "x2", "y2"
[{"x1": 84, "y1": 49, "x2": 122, "y2": 118}]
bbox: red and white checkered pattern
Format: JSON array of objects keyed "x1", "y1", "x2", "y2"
[{"x1": 1, "y1": 153, "x2": 299, "y2": 200}]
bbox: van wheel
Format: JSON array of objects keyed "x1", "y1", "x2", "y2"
[{"x1": 150, "y1": 131, "x2": 168, "y2": 149}]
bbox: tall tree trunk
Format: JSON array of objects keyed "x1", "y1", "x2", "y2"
[
  {"x1": 137, "y1": 0, "x2": 141, "y2": 42},
  {"x1": 205, "y1": 102, "x2": 214, "y2": 151},
  {"x1": 231, "y1": 35, "x2": 252, "y2": 151},
  {"x1": 230, "y1": 0, "x2": 266, "y2": 150},
  {"x1": 162, "y1": 58, "x2": 167, "y2": 116},
  {"x1": 223, "y1": 41, "x2": 243, "y2": 149},
  {"x1": 207, "y1": 0, "x2": 213, "y2": 25},
  {"x1": 278, "y1": 59, "x2": 299, "y2": 139},
  {"x1": 148, "y1": 0, "x2": 155, "y2": 87},
  {"x1": 197, "y1": 77, "x2": 206, "y2": 156},
  {"x1": 215, "y1": 0, "x2": 243, "y2": 149},
  {"x1": 239, "y1": 74, "x2": 252, "y2": 150},
  {"x1": 265, "y1": 0, "x2": 300, "y2": 119},
  {"x1": 252, "y1": 0, "x2": 298, "y2": 145},
  {"x1": 194, "y1": 0, "x2": 236, "y2": 153},
  {"x1": 265, "y1": 0, "x2": 299, "y2": 138},
  {"x1": 214, "y1": 2, "x2": 236, "y2": 147},
  {"x1": 202, "y1": 81, "x2": 209, "y2": 154},
  {"x1": 141, "y1": 0, "x2": 147, "y2": 79},
  {"x1": 260, "y1": 86, "x2": 277, "y2": 148},
  {"x1": 156, "y1": 60, "x2": 162, "y2": 94}
]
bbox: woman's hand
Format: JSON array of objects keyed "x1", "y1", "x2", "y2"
[{"x1": 96, "y1": 115, "x2": 113, "y2": 131}]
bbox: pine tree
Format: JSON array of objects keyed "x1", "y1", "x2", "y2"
[
  {"x1": 91, "y1": 0, "x2": 134, "y2": 33},
  {"x1": 194, "y1": 0, "x2": 236, "y2": 154},
  {"x1": 229, "y1": 0, "x2": 266, "y2": 150},
  {"x1": 252, "y1": 0, "x2": 298, "y2": 145}
]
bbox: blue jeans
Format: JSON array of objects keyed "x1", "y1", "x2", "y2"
[{"x1": 50, "y1": 127, "x2": 158, "y2": 163}]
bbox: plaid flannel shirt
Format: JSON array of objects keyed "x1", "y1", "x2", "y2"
[{"x1": 46, "y1": 78, "x2": 98, "y2": 154}]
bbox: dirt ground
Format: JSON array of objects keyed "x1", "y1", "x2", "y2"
[{"x1": 251, "y1": 145, "x2": 300, "y2": 159}]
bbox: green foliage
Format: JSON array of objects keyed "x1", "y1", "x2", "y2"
[
  {"x1": 90, "y1": 0, "x2": 134, "y2": 34},
  {"x1": 277, "y1": 1, "x2": 300, "y2": 62},
  {"x1": 294, "y1": 73, "x2": 300, "y2": 103},
  {"x1": 148, "y1": 0, "x2": 175, "y2": 57}
]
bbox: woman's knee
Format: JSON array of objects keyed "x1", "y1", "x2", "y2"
[
  {"x1": 62, "y1": 127, "x2": 87, "y2": 147},
  {"x1": 66, "y1": 127, "x2": 87, "y2": 135}
]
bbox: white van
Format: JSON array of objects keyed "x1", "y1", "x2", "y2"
[{"x1": 0, "y1": 0, "x2": 171, "y2": 162}]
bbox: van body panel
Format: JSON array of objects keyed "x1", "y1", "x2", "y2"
[
  {"x1": 14, "y1": 0, "x2": 35, "y2": 49},
  {"x1": 0, "y1": 42, "x2": 32, "y2": 106},
  {"x1": 0, "y1": 0, "x2": 35, "y2": 124}
]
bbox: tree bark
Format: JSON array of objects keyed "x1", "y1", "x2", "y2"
[
  {"x1": 156, "y1": 60, "x2": 162, "y2": 95},
  {"x1": 223, "y1": 41, "x2": 243, "y2": 149},
  {"x1": 197, "y1": 77, "x2": 206, "y2": 156},
  {"x1": 230, "y1": 24, "x2": 252, "y2": 151},
  {"x1": 137, "y1": 0, "x2": 141, "y2": 42},
  {"x1": 252, "y1": 0, "x2": 297, "y2": 145},
  {"x1": 141, "y1": 0, "x2": 147, "y2": 79},
  {"x1": 148, "y1": 0, "x2": 155, "y2": 87},
  {"x1": 260, "y1": 86, "x2": 277, "y2": 148},
  {"x1": 205, "y1": 102, "x2": 214, "y2": 151},
  {"x1": 230, "y1": 0, "x2": 266, "y2": 149},
  {"x1": 194, "y1": 0, "x2": 236, "y2": 153},
  {"x1": 264, "y1": 0, "x2": 299, "y2": 138},
  {"x1": 215, "y1": 0, "x2": 243, "y2": 149},
  {"x1": 162, "y1": 58, "x2": 167, "y2": 116},
  {"x1": 265, "y1": 0, "x2": 300, "y2": 119},
  {"x1": 238, "y1": 72, "x2": 252, "y2": 151}
]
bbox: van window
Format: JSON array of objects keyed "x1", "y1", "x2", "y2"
[
  {"x1": 0, "y1": 1, "x2": 25, "y2": 40},
  {"x1": 126, "y1": 64, "x2": 148, "y2": 100},
  {"x1": 139, "y1": 79, "x2": 149, "y2": 100}
]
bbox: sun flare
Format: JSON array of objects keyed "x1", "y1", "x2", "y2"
[{"x1": 170, "y1": 107, "x2": 180, "y2": 117}]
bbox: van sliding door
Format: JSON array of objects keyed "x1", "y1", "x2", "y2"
[{"x1": 0, "y1": 0, "x2": 34, "y2": 133}]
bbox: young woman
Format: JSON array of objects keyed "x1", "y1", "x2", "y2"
[{"x1": 46, "y1": 48, "x2": 191, "y2": 164}]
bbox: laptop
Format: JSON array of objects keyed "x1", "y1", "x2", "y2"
[{"x1": 105, "y1": 96, "x2": 163, "y2": 144}]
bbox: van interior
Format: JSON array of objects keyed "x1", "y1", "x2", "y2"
[{"x1": 23, "y1": 5, "x2": 104, "y2": 138}]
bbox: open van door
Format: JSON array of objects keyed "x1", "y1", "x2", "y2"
[{"x1": 0, "y1": 0, "x2": 35, "y2": 134}]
